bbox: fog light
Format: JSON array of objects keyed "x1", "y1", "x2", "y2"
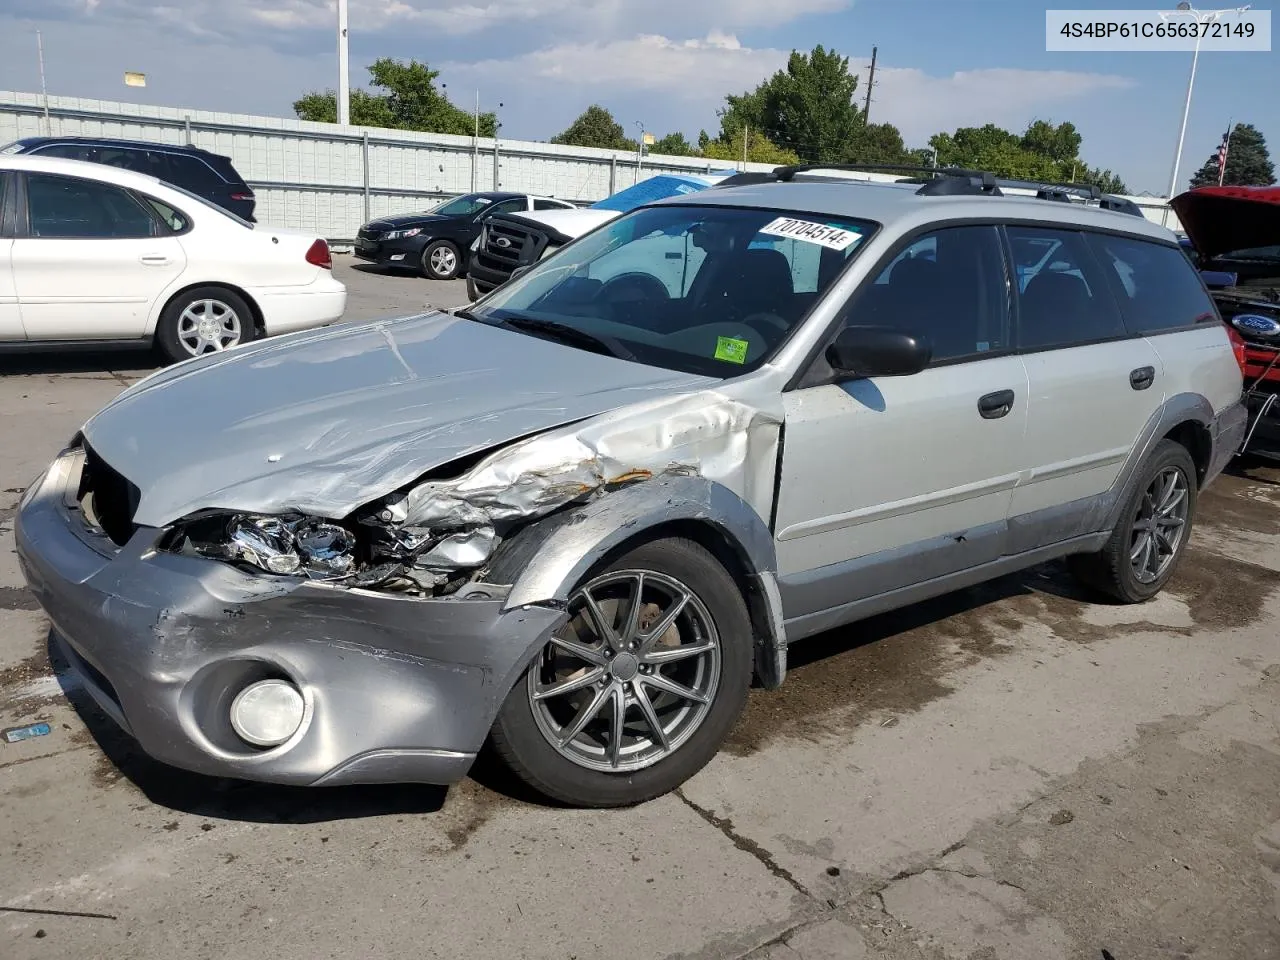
[
  {"x1": 229, "y1": 679, "x2": 305, "y2": 747},
  {"x1": 390, "y1": 253, "x2": 406, "y2": 261}
]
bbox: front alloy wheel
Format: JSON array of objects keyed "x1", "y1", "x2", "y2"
[
  {"x1": 491, "y1": 538, "x2": 752, "y2": 807},
  {"x1": 528, "y1": 570, "x2": 722, "y2": 773}
]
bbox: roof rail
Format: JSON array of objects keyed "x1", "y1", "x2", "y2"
[
  {"x1": 993, "y1": 177, "x2": 1146, "y2": 219},
  {"x1": 768, "y1": 163, "x2": 1003, "y2": 197}
]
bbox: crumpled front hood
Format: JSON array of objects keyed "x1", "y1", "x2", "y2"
[
  {"x1": 83, "y1": 313, "x2": 713, "y2": 526},
  {"x1": 1171, "y1": 186, "x2": 1280, "y2": 259}
]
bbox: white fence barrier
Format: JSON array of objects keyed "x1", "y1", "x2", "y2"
[{"x1": 0, "y1": 90, "x2": 1179, "y2": 238}]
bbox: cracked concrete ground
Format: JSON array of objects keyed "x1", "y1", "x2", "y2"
[{"x1": 3, "y1": 259, "x2": 1280, "y2": 959}]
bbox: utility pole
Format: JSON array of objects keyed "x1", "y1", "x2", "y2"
[
  {"x1": 635, "y1": 120, "x2": 645, "y2": 184},
  {"x1": 742, "y1": 123, "x2": 749, "y2": 170},
  {"x1": 337, "y1": 0, "x2": 350, "y2": 126},
  {"x1": 36, "y1": 31, "x2": 51, "y2": 135},
  {"x1": 472, "y1": 90, "x2": 480, "y2": 192},
  {"x1": 862, "y1": 45, "x2": 878, "y2": 123}
]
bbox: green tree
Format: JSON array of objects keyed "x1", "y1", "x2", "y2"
[
  {"x1": 929, "y1": 120, "x2": 1126, "y2": 193},
  {"x1": 651, "y1": 132, "x2": 694, "y2": 156},
  {"x1": 294, "y1": 58, "x2": 495, "y2": 136},
  {"x1": 700, "y1": 127, "x2": 800, "y2": 166},
  {"x1": 1189, "y1": 122, "x2": 1275, "y2": 188},
  {"x1": 843, "y1": 121, "x2": 911, "y2": 167},
  {"x1": 716, "y1": 45, "x2": 862, "y2": 163},
  {"x1": 551, "y1": 105, "x2": 637, "y2": 151}
]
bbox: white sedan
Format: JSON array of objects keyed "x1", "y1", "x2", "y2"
[{"x1": 0, "y1": 155, "x2": 346, "y2": 363}]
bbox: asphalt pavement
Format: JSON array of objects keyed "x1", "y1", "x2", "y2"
[{"x1": 2, "y1": 257, "x2": 1279, "y2": 960}]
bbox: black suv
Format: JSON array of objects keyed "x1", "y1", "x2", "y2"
[{"x1": 0, "y1": 136, "x2": 256, "y2": 222}]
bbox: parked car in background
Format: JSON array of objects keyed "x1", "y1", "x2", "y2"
[
  {"x1": 355, "y1": 192, "x2": 578, "y2": 280},
  {"x1": 1172, "y1": 184, "x2": 1280, "y2": 460},
  {"x1": 1, "y1": 136, "x2": 257, "y2": 222},
  {"x1": 466, "y1": 172, "x2": 732, "y2": 298},
  {"x1": 17, "y1": 166, "x2": 1243, "y2": 810},
  {"x1": 0, "y1": 155, "x2": 345, "y2": 363}
]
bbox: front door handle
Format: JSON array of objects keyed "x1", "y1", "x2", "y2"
[
  {"x1": 1130, "y1": 366, "x2": 1156, "y2": 391},
  {"x1": 978, "y1": 389, "x2": 1016, "y2": 420},
  {"x1": 140, "y1": 255, "x2": 172, "y2": 266}
]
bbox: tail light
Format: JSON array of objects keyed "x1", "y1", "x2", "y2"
[
  {"x1": 305, "y1": 239, "x2": 332, "y2": 270},
  {"x1": 1225, "y1": 322, "x2": 1249, "y2": 373},
  {"x1": 230, "y1": 192, "x2": 254, "y2": 202}
]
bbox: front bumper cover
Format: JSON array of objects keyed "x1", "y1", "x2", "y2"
[{"x1": 15, "y1": 450, "x2": 564, "y2": 787}]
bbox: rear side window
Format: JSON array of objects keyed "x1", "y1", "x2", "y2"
[
  {"x1": 165, "y1": 153, "x2": 227, "y2": 190},
  {"x1": 92, "y1": 147, "x2": 168, "y2": 180},
  {"x1": 846, "y1": 225, "x2": 1009, "y2": 363},
  {"x1": 1088, "y1": 234, "x2": 1219, "y2": 334},
  {"x1": 33, "y1": 143, "x2": 95, "y2": 162},
  {"x1": 26, "y1": 173, "x2": 156, "y2": 239},
  {"x1": 1006, "y1": 225, "x2": 1126, "y2": 351}
]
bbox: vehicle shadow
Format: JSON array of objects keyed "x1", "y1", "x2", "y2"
[
  {"x1": 48, "y1": 633, "x2": 449, "y2": 823},
  {"x1": 48, "y1": 562, "x2": 1101, "y2": 818},
  {"x1": 782, "y1": 559, "x2": 1096, "y2": 674},
  {"x1": 0, "y1": 349, "x2": 158, "y2": 377}
]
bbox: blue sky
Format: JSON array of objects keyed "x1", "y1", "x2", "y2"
[{"x1": 0, "y1": 0, "x2": 1274, "y2": 195}]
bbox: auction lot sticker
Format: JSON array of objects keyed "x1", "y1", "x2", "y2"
[{"x1": 758, "y1": 217, "x2": 862, "y2": 251}]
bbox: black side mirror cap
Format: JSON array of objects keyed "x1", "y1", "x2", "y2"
[{"x1": 826, "y1": 326, "x2": 931, "y2": 379}]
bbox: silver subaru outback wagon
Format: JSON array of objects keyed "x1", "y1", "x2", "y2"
[{"x1": 16, "y1": 169, "x2": 1246, "y2": 807}]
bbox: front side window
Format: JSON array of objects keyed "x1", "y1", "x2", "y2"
[
  {"x1": 33, "y1": 143, "x2": 95, "y2": 162},
  {"x1": 469, "y1": 204, "x2": 874, "y2": 377},
  {"x1": 26, "y1": 173, "x2": 156, "y2": 239},
  {"x1": 1088, "y1": 234, "x2": 1218, "y2": 334},
  {"x1": 838, "y1": 225, "x2": 1010, "y2": 364},
  {"x1": 1006, "y1": 225, "x2": 1126, "y2": 351},
  {"x1": 482, "y1": 198, "x2": 527, "y2": 218}
]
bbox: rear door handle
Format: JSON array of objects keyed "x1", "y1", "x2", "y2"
[
  {"x1": 1130, "y1": 366, "x2": 1156, "y2": 391},
  {"x1": 140, "y1": 255, "x2": 172, "y2": 266},
  {"x1": 978, "y1": 389, "x2": 1016, "y2": 420}
]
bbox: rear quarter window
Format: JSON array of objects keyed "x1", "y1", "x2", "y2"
[
  {"x1": 165, "y1": 154, "x2": 229, "y2": 189},
  {"x1": 1087, "y1": 234, "x2": 1219, "y2": 334}
]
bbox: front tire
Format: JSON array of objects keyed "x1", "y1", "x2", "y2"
[
  {"x1": 1068, "y1": 439, "x2": 1198, "y2": 603},
  {"x1": 155, "y1": 287, "x2": 255, "y2": 364},
  {"x1": 490, "y1": 538, "x2": 753, "y2": 807},
  {"x1": 421, "y1": 240, "x2": 461, "y2": 280}
]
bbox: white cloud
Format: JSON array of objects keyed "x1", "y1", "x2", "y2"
[
  {"x1": 445, "y1": 36, "x2": 1136, "y2": 147},
  {"x1": 445, "y1": 32, "x2": 786, "y2": 99},
  {"x1": 856, "y1": 66, "x2": 1137, "y2": 144}
]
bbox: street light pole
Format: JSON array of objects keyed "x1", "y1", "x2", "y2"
[
  {"x1": 635, "y1": 121, "x2": 645, "y2": 184},
  {"x1": 337, "y1": 0, "x2": 350, "y2": 126},
  {"x1": 1164, "y1": 3, "x2": 1250, "y2": 198}
]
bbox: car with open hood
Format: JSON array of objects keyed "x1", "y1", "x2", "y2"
[
  {"x1": 355, "y1": 192, "x2": 577, "y2": 280},
  {"x1": 466, "y1": 172, "x2": 732, "y2": 298},
  {"x1": 17, "y1": 165, "x2": 1244, "y2": 808},
  {"x1": 1171, "y1": 185, "x2": 1280, "y2": 460}
]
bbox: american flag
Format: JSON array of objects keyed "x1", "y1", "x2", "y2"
[{"x1": 1217, "y1": 131, "x2": 1230, "y2": 176}]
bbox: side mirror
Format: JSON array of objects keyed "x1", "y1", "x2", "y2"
[{"x1": 826, "y1": 326, "x2": 931, "y2": 379}]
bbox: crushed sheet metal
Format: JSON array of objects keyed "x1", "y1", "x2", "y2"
[{"x1": 395, "y1": 390, "x2": 784, "y2": 531}]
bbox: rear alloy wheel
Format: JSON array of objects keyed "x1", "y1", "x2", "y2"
[
  {"x1": 156, "y1": 286, "x2": 255, "y2": 364},
  {"x1": 421, "y1": 240, "x2": 461, "y2": 280},
  {"x1": 491, "y1": 538, "x2": 752, "y2": 807},
  {"x1": 1068, "y1": 439, "x2": 1198, "y2": 603}
]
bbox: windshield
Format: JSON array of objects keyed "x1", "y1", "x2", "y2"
[
  {"x1": 468, "y1": 204, "x2": 875, "y2": 377},
  {"x1": 591, "y1": 175, "x2": 721, "y2": 213},
  {"x1": 432, "y1": 194, "x2": 494, "y2": 217}
]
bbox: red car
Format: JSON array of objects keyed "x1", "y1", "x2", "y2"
[{"x1": 1172, "y1": 185, "x2": 1280, "y2": 460}]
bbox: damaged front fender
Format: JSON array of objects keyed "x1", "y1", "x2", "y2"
[{"x1": 484, "y1": 473, "x2": 789, "y2": 689}]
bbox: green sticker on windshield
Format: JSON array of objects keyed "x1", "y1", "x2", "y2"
[{"x1": 715, "y1": 336, "x2": 749, "y2": 365}]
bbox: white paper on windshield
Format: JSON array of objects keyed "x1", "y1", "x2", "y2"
[{"x1": 757, "y1": 217, "x2": 861, "y2": 251}]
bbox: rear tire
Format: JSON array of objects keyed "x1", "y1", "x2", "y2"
[
  {"x1": 1068, "y1": 439, "x2": 1198, "y2": 603},
  {"x1": 155, "y1": 286, "x2": 256, "y2": 365},
  {"x1": 490, "y1": 538, "x2": 753, "y2": 807},
  {"x1": 421, "y1": 240, "x2": 461, "y2": 280}
]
